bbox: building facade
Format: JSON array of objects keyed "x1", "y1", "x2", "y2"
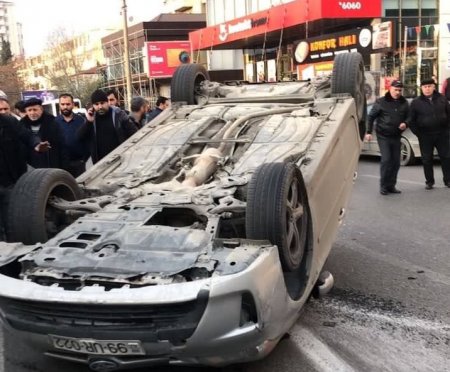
[
  {"x1": 192, "y1": 0, "x2": 444, "y2": 97},
  {"x1": 0, "y1": 0, "x2": 24, "y2": 57}
]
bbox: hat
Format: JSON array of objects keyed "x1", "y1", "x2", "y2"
[
  {"x1": 90, "y1": 89, "x2": 108, "y2": 104},
  {"x1": 390, "y1": 80, "x2": 404, "y2": 88},
  {"x1": 420, "y1": 78, "x2": 435, "y2": 86},
  {"x1": 23, "y1": 98, "x2": 43, "y2": 108}
]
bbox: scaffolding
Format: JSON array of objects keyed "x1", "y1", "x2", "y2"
[{"x1": 101, "y1": 28, "x2": 159, "y2": 107}]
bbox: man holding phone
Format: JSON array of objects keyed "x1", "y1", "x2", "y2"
[{"x1": 78, "y1": 89, "x2": 137, "y2": 164}]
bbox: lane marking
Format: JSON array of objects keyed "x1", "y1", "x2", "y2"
[{"x1": 292, "y1": 326, "x2": 357, "y2": 372}]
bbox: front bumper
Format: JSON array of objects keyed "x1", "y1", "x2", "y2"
[{"x1": 0, "y1": 246, "x2": 308, "y2": 368}]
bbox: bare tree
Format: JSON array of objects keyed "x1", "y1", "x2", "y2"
[{"x1": 45, "y1": 27, "x2": 102, "y2": 104}]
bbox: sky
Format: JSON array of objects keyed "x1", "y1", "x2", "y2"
[{"x1": 14, "y1": 0, "x2": 165, "y2": 56}]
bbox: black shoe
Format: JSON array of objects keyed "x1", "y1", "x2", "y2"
[
  {"x1": 425, "y1": 183, "x2": 434, "y2": 190},
  {"x1": 387, "y1": 187, "x2": 401, "y2": 194},
  {"x1": 445, "y1": 182, "x2": 450, "y2": 188},
  {"x1": 380, "y1": 188, "x2": 389, "y2": 195}
]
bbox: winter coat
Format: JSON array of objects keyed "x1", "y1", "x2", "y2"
[
  {"x1": 77, "y1": 107, "x2": 137, "y2": 164},
  {"x1": 0, "y1": 114, "x2": 39, "y2": 187},
  {"x1": 367, "y1": 92, "x2": 409, "y2": 137},
  {"x1": 408, "y1": 91, "x2": 450, "y2": 135},
  {"x1": 20, "y1": 112, "x2": 69, "y2": 170}
]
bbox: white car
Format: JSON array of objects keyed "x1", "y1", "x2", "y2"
[{"x1": 0, "y1": 53, "x2": 365, "y2": 371}]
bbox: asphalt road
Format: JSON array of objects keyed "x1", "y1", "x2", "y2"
[{"x1": 1, "y1": 158, "x2": 449, "y2": 372}]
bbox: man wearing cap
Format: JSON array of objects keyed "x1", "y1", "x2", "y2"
[
  {"x1": 78, "y1": 89, "x2": 137, "y2": 164},
  {"x1": 408, "y1": 78, "x2": 450, "y2": 189},
  {"x1": 365, "y1": 80, "x2": 409, "y2": 195},
  {"x1": 20, "y1": 98, "x2": 68, "y2": 170}
]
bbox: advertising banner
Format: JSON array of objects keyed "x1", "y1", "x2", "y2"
[
  {"x1": 21, "y1": 90, "x2": 57, "y2": 102},
  {"x1": 146, "y1": 41, "x2": 191, "y2": 78}
]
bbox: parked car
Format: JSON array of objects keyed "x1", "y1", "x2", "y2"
[
  {"x1": 0, "y1": 53, "x2": 365, "y2": 371},
  {"x1": 362, "y1": 127, "x2": 420, "y2": 166}
]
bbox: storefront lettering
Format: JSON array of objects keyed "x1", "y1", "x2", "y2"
[
  {"x1": 310, "y1": 39, "x2": 337, "y2": 52},
  {"x1": 338, "y1": 1, "x2": 362, "y2": 10},
  {"x1": 218, "y1": 17, "x2": 268, "y2": 42},
  {"x1": 338, "y1": 35, "x2": 356, "y2": 47}
]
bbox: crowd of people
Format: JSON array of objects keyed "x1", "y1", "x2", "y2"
[
  {"x1": 365, "y1": 78, "x2": 450, "y2": 194},
  {"x1": 0, "y1": 89, "x2": 170, "y2": 240}
]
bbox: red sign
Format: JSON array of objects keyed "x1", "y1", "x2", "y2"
[
  {"x1": 190, "y1": 0, "x2": 381, "y2": 50},
  {"x1": 146, "y1": 41, "x2": 191, "y2": 78}
]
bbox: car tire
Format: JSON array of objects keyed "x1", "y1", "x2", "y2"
[
  {"x1": 171, "y1": 64, "x2": 210, "y2": 105},
  {"x1": 400, "y1": 136, "x2": 415, "y2": 166},
  {"x1": 246, "y1": 162, "x2": 310, "y2": 272},
  {"x1": 7, "y1": 169, "x2": 82, "y2": 245},
  {"x1": 331, "y1": 53, "x2": 366, "y2": 129}
]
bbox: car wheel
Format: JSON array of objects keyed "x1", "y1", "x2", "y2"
[
  {"x1": 400, "y1": 137, "x2": 415, "y2": 166},
  {"x1": 331, "y1": 52, "x2": 366, "y2": 137},
  {"x1": 246, "y1": 162, "x2": 310, "y2": 272},
  {"x1": 7, "y1": 169, "x2": 82, "y2": 244},
  {"x1": 171, "y1": 64, "x2": 210, "y2": 105}
]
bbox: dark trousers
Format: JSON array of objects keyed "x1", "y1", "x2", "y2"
[
  {"x1": 377, "y1": 134, "x2": 401, "y2": 190},
  {"x1": 0, "y1": 186, "x2": 11, "y2": 242},
  {"x1": 418, "y1": 131, "x2": 450, "y2": 185},
  {"x1": 67, "y1": 160, "x2": 86, "y2": 178}
]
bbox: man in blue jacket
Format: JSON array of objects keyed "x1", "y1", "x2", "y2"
[
  {"x1": 365, "y1": 80, "x2": 409, "y2": 195},
  {"x1": 408, "y1": 79, "x2": 450, "y2": 190}
]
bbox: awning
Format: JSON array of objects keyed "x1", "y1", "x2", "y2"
[{"x1": 190, "y1": 0, "x2": 381, "y2": 51}]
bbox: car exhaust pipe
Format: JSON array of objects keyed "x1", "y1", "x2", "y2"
[{"x1": 182, "y1": 148, "x2": 223, "y2": 187}]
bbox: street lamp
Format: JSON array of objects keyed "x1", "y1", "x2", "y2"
[{"x1": 122, "y1": 0, "x2": 132, "y2": 110}]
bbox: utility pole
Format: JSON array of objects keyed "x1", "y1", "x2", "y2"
[{"x1": 122, "y1": 0, "x2": 132, "y2": 110}]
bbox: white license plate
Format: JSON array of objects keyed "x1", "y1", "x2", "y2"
[{"x1": 49, "y1": 335, "x2": 145, "y2": 355}]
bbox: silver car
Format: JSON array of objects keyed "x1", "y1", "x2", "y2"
[{"x1": 0, "y1": 53, "x2": 365, "y2": 371}]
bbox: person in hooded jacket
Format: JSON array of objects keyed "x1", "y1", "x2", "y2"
[
  {"x1": 20, "y1": 98, "x2": 69, "y2": 170},
  {"x1": 365, "y1": 80, "x2": 409, "y2": 195},
  {"x1": 78, "y1": 90, "x2": 137, "y2": 164},
  {"x1": 408, "y1": 78, "x2": 450, "y2": 189}
]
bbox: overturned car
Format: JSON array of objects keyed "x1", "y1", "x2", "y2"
[{"x1": 0, "y1": 53, "x2": 365, "y2": 371}]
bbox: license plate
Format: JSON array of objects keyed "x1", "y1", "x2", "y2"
[{"x1": 49, "y1": 335, "x2": 145, "y2": 355}]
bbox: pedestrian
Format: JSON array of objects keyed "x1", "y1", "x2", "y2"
[
  {"x1": 408, "y1": 78, "x2": 450, "y2": 189},
  {"x1": 55, "y1": 93, "x2": 90, "y2": 177},
  {"x1": 0, "y1": 97, "x2": 19, "y2": 119},
  {"x1": 129, "y1": 96, "x2": 149, "y2": 129},
  {"x1": 146, "y1": 96, "x2": 170, "y2": 122},
  {"x1": 106, "y1": 89, "x2": 130, "y2": 115},
  {"x1": 441, "y1": 76, "x2": 450, "y2": 101},
  {"x1": 14, "y1": 100, "x2": 27, "y2": 118},
  {"x1": 78, "y1": 89, "x2": 137, "y2": 164},
  {"x1": 365, "y1": 80, "x2": 409, "y2": 195},
  {"x1": 0, "y1": 114, "x2": 50, "y2": 241},
  {"x1": 21, "y1": 98, "x2": 68, "y2": 170}
]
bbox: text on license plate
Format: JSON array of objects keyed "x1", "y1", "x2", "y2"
[{"x1": 49, "y1": 335, "x2": 145, "y2": 355}]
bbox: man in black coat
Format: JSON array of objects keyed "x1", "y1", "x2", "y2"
[
  {"x1": 78, "y1": 90, "x2": 137, "y2": 164},
  {"x1": 408, "y1": 79, "x2": 450, "y2": 189},
  {"x1": 146, "y1": 96, "x2": 169, "y2": 122},
  {"x1": 21, "y1": 98, "x2": 69, "y2": 170},
  {"x1": 0, "y1": 114, "x2": 50, "y2": 240},
  {"x1": 365, "y1": 80, "x2": 409, "y2": 195}
]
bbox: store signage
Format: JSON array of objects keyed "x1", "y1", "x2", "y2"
[
  {"x1": 294, "y1": 27, "x2": 378, "y2": 64},
  {"x1": 145, "y1": 41, "x2": 191, "y2": 78},
  {"x1": 190, "y1": 0, "x2": 381, "y2": 51},
  {"x1": 219, "y1": 16, "x2": 268, "y2": 42}
]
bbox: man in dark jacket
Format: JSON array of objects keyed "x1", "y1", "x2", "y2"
[
  {"x1": 78, "y1": 90, "x2": 137, "y2": 164},
  {"x1": 0, "y1": 114, "x2": 50, "y2": 240},
  {"x1": 365, "y1": 80, "x2": 409, "y2": 195},
  {"x1": 408, "y1": 79, "x2": 450, "y2": 189},
  {"x1": 55, "y1": 93, "x2": 90, "y2": 177},
  {"x1": 21, "y1": 98, "x2": 69, "y2": 170},
  {"x1": 146, "y1": 96, "x2": 169, "y2": 122}
]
